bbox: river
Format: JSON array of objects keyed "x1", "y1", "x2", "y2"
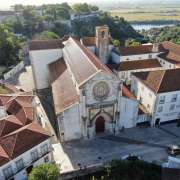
[{"x1": 131, "y1": 24, "x2": 174, "y2": 31}]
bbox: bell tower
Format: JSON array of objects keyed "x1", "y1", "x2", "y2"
[{"x1": 95, "y1": 25, "x2": 109, "y2": 64}]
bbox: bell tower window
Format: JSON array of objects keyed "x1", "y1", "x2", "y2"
[{"x1": 101, "y1": 31, "x2": 105, "y2": 38}]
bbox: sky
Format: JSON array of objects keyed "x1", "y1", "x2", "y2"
[
  {"x1": 0, "y1": 0, "x2": 179, "y2": 9},
  {"x1": 0, "y1": 0, "x2": 91, "y2": 9}
]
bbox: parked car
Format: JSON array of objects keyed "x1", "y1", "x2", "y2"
[
  {"x1": 167, "y1": 145, "x2": 180, "y2": 155},
  {"x1": 121, "y1": 154, "x2": 141, "y2": 161}
]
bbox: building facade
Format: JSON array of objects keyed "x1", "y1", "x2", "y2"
[{"x1": 132, "y1": 69, "x2": 180, "y2": 126}]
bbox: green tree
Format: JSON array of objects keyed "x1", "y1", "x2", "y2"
[
  {"x1": 35, "y1": 31, "x2": 59, "y2": 40},
  {"x1": 113, "y1": 39, "x2": 121, "y2": 47},
  {"x1": 125, "y1": 38, "x2": 141, "y2": 47},
  {"x1": 0, "y1": 24, "x2": 21, "y2": 67},
  {"x1": 29, "y1": 163, "x2": 60, "y2": 180},
  {"x1": 73, "y1": 3, "x2": 90, "y2": 14},
  {"x1": 89, "y1": 5, "x2": 99, "y2": 11}
]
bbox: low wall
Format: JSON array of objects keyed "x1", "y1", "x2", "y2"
[{"x1": 4, "y1": 61, "x2": 24, "y2": 80}]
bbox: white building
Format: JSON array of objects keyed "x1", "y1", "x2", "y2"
[
  {"x1": 164, "y1": 155, "x2": 180, "y2": 169},
  {"x1": 0, "y1": 90, "x2": 53, "y2": 180},
  {"x1": 29, "y1": 26, "x2": 141, "y2": 142},
  {"x1": 111, "y1": 43, "x2": 161, "y2": 63},
  {"x1": 131, "y1": 68, "x2": 180, "y2": 126},
  {"x1": 157, "y1": 41, "x2": 180, "y2": 69},
  {"x1": 29, "y1": 39, "x2": 64, "y2": 90},
  {"x1": 115, "y1": 58, "x2": 162, "y2": 84}
]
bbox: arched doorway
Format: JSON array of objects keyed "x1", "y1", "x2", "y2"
[{"x1": 95, "y1": 116, "x2": 105, "y2": 133}]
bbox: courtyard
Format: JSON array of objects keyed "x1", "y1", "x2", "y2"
[{"x1": 53, "y1": 122, "x2": 180, "y2": 174}]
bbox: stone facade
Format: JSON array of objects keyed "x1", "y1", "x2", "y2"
[
  {"x1": 57, "y1": 71, "x2": 122, "y2": 142},
  {"x1": 95, "y1": 26, "x2": 110, "y2": 64}
]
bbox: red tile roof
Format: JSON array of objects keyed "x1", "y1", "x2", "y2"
[
  {"x1": 118, "y1": 45, "x2": 154, "y2": 56},
  {"x1": 0, "y1": 122, "x2": 50, "y2": 161},
  {"x1": 158, "y1": 41, "x2": 180, "y2": 64},
  {"x1": 0, "y1": 93, "x2": 50, "y2": 166},
  {"x1": 63, "y1": 37, "x2": 112, "y2": 87},
  {"x1": 49, "y1": 58, "x2": 79, "y2": 114},
  {"x1": 117, "y1": 59, "x2": 162, "y2": 71},
  {"x1": 133, "y1": 68, "x2": 180, "y2": 93},
  {"x1": 122, "y1": 85, "x2": 136, "y2": 100},
  {"x1": 29, "y1": 39, "x2": 64, "y2": 51},
  {"x1": 81, "y1": 37, "x2": 96, "y2": 46},
  {"x1": 0, "y1": 116, "x2": 23, "y2": 137}
]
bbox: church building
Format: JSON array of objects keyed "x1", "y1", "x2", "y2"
[{"x1": 29, "y1": 26, "x2": 142, "y2": 142}]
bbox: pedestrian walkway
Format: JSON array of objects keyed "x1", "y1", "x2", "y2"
[{"x1": 158, "y1": 126, "x2": 180, "y2": 139}]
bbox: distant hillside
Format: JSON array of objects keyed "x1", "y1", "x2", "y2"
[
  {"x1": 71, "y1": 13, "x2": 142, "y2": 41},
  {"x1": 149, "y1": 25, "x2": 180, "y2": 44}
]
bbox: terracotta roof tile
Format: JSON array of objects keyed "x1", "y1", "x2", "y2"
[
  {"x1": 158, "y1": 41, "x2": 180, "y2": 64},
  {"x1": 49, "y1": 58, "x2": 79, "y2": 114},
  {"x1": 133, "y1": 68, "x2": 180, "y2": 93},
  {"x1": 81, "y1": 37, "x2": 96, "y2": 46},
  {"x1": 0, "y1": 145, "x2": 10, "y2": 166},
  {"x1": 118, "y1": 45, "x2": 153, "y2": 56},
  {"x1": 122, "y1": 85, "x2": 136, "y2": 100},
  {"x1": 0, "y1": 122, "x2": 50, "y2": 159},
  {"x1": 0, "y1": 116, "x2": 23, "y2": 137},
  {"x1": 29, "y1": 39, "x2": 64, "y2": 51},
  {"x1": 117, "y1": 59, "x2": 162, "y2": 71},
  {"x1": 63, "y1": 37, "x2": 112, "y2": 87}
]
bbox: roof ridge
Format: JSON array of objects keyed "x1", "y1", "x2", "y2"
[
  {"x1": 156, "y1": 70, "x2": 166, "y2": 93},
  {"x1": 10, "y1": 133, "x2": 18, "y2": 158}
]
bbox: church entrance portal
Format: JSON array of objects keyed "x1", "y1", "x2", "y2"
[{"x1": 95, "y1": 116, "x2": 105, "y2": 133}]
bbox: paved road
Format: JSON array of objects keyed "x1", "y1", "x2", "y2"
[
  {"x1": 100, "y1": 135, "x2": 168, "y2": 148},
  {"x1": 53, "y1": 123, "x2": 180, "y2": 173}
]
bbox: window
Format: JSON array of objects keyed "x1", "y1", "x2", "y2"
[
  {"x1": 31, "y1": 150, "x2": 39, "y2": 162},
  {"x1": 158, "y1": 106, "x2": 163, "y2": 113},
  {"x1": 147, "y1": 104, "x2": 150, "y2": 109},
  {"x1": 16, "y1": 159, "x2": 24, "y2": 171},
  {"x1": 44, "y1": 156, "x2": 49, "y2": 163},
  {"x1": 170, "y1": 104, "x2": 175, "y2": 111},
  {"x1": 41, "y1": 144, "x2": 49, "y2": 155},
  {"x1": 171, "y1": 94, "x2": 177, "y2": 102},
  {"x1": 149, "y1": 54, "x2": 152, "y2": 59},
  {"x1": 101, "y1": 31, "x2": 105, "y2": 38},
  {"x1": 159, "y1": 96, "x2": 165, "y2": 104},
  {"x1": 3, "y1": 166, "x2": 13, "y2": 179}
]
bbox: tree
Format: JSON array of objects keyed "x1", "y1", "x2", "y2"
[
  {"x1": 29, "y1": 163, "x2": 60, "y2": 180},
  {"x1": 34, "y1": 31, "x2": 59, "y2": 40},
  {"x1": 125, "y1": 38, "x2": 141, "y2": 47},
  {"x1": 0, "y1": 24, "x2": 21, "y2": 67},
  {"x1": 113, "y1": 39, "x2": 121, "y2": 47},
  {"x1": 89, "y1": 5, "x2": 99, "y2": 11},
  {"x1": 73, "y1": 3, "x2": 90, "y2": 14}
]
